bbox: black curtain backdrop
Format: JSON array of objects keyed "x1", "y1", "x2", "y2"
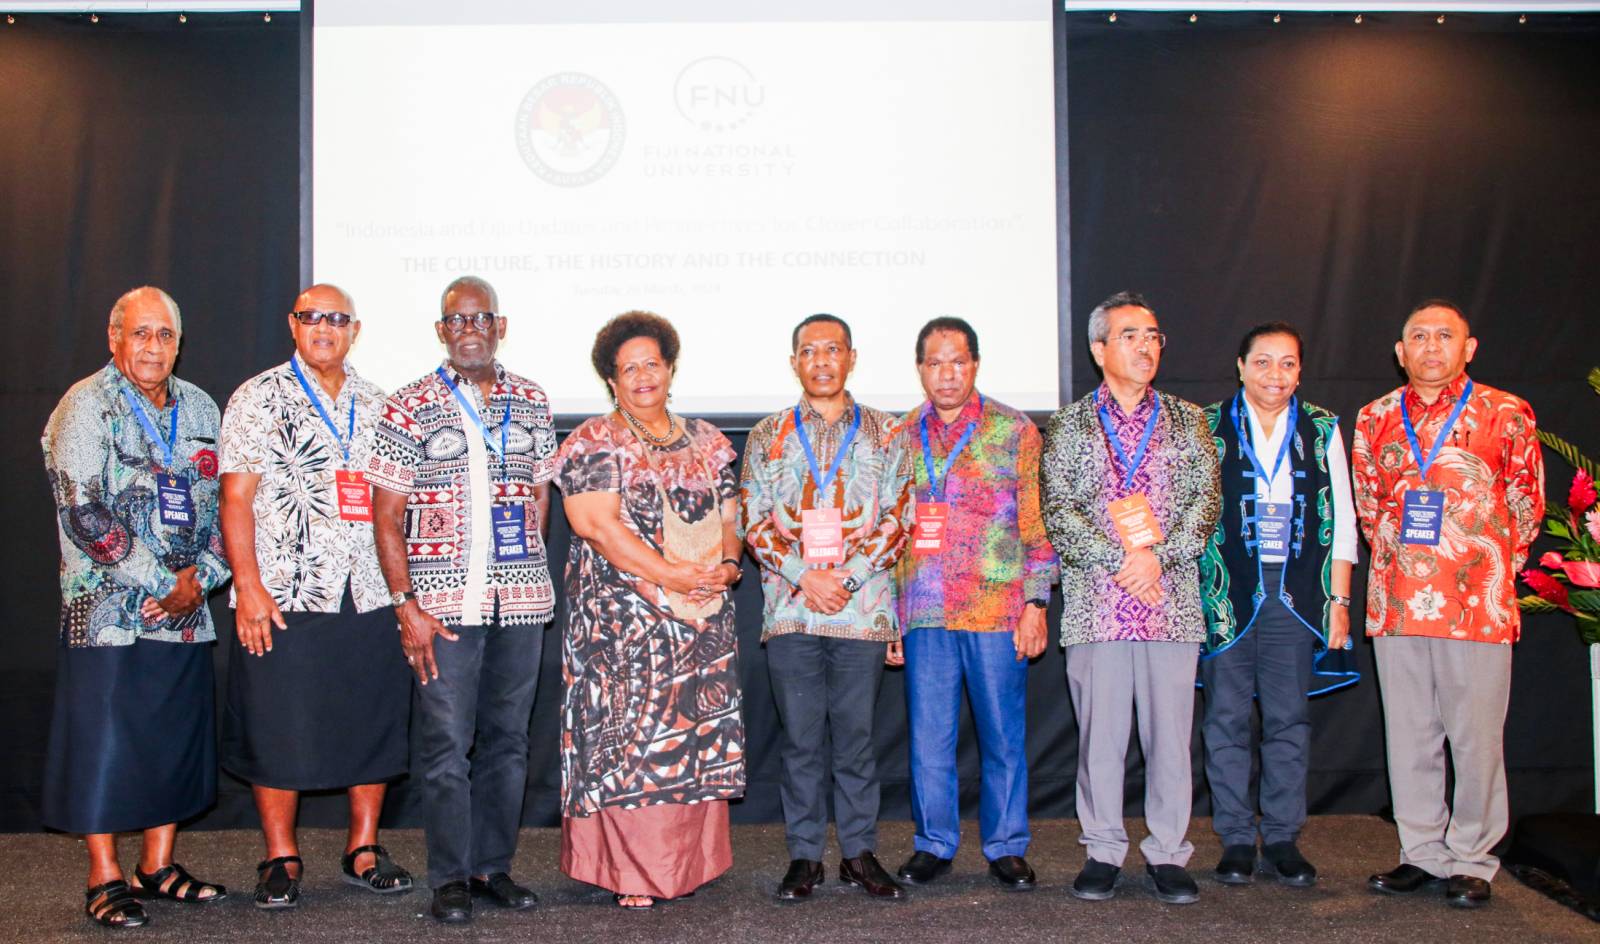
[{"x1": 1, "y1": 11, "x2": 1596, "y2": 834}]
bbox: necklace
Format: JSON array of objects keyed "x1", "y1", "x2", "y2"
[{"x1": 621, "y1": 405, "x2": 677, "y2": 445}]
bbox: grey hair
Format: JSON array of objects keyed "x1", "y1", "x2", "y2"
[
  {"x1": 109, "y1": 286, "x2": 182, "y2": 336},
  {"x1": 1087, "y1": 290, "x2": 1154, "y2": 345},
  {"x1": 440, "y1": 275, "x2": 499, "y2": 314}
]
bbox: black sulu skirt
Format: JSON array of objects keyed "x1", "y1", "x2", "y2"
[
  {"x1": 42, "y1": 637, "x2": 217, "y2": 835},
  {"x1": 221, "y1": 588, "x2": 411, "y2": 791}
]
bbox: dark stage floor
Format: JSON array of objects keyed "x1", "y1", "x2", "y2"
[{"x1": 1, "y1": 817, "x2": 1591, "y2": 943}]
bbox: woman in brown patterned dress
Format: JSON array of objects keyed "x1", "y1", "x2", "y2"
[{"x1": 555, "y1": 311, "x2": 746, "y2": 909}]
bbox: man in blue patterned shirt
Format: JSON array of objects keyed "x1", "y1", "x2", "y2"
[{"x1": 42, "y1": 286, "x2": 230, "y2": 928}]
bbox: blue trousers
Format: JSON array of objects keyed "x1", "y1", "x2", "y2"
[
  {"x1": 1200, "y1": 565, "x2": 1314, "y2": 848},
  {"x1": 414, "y1": 618, "x2": 543, "y2": 885},
  {"x1": 905, "y1": 627, "x2": 1030, "y2": 861}
]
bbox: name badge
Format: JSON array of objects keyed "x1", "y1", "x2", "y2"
[
  {"x1": 1256, "y1": 500, "x2": 1291, "y2": 555},
  {"x1": 1108, "y1": 493, "x2": 1163, "y2": 551},
  {"x1": 912, "y1": 502, "x2": 949, "y2": 555},
  {"x1": 492, "y1": 504, "x2": 529, "y2": 561},
  {"x1": 801, "y1": 507, "x2": 845, "y2": 565},
  {"x1": 158, "y1": 474, "x2": 194, "y2": 527},
  {"x1": 1401, "y1": 490, "x2": 1442, "y2": 546},
  {"x1": 335, "y1": 470, "x2": 373, "y2": 522}
]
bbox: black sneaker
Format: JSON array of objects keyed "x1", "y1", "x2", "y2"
[
  {"x1": 1071, "y1": 859, "x2": 1120, "y2": 901},
  {"x1": 1146, "y1": 864, "x2": 1199, "y2": 904}
]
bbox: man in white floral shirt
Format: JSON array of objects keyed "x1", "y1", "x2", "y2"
[{"x1": 218, "y1": 284, "x2": 414, "y2": 911}]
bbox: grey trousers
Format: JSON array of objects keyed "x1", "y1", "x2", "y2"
[
  {"x1": 1374, "y1": 635, "x2": 1512, "y2": 881},
  {"x1": 766, "y1": 633, "x2": 887, "y2": 861},
  {"x1": 1201, "y1": 565, "x2": 1315, "y2": 847},
  {"x1": 1066, "y1": 640, "x2": 1199, "y2": 868}
]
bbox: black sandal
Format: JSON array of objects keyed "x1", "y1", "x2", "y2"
[
  {"x1": 86, "y1": 880, "x2": 149, "y2": 928},
  {"x1": 340, "y1": 843, "x2": 414, "y2": 895},
  {"x1": 254, "y1": 855, "x2": 303, "y2": 910},
  {"x1": 132, "y1": 862, "x2": 227, "y2": 904}
]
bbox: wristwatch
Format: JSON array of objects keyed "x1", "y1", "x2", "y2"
[
  {"x1": 842, "y1": 574, "x2": 863, "y2": 593},
  {"x1": 1026, "y1": 598, "x2": 1049, "y2": 610},
  {"x1": 1330, "y1": 595, "x2": 1352, "y2": 608},
  {"x1": 391, "y1": 590, "x2": 417, "y2": 608}
]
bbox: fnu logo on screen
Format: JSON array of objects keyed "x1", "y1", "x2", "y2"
[
  {"x1": 513, "y1": 72, "x2": 627, "y2": 187},
  {"x1": 674, "y1": 56, "x2": 765, "y2": 133}
]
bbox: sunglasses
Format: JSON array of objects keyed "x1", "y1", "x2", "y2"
[{"x1": 292, "y1": 310, "x2": 356, "y2": 327}]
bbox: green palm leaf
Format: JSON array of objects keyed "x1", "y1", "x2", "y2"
[
  {"x1": 1538, "y1": 429, "x2": 1599, "y2": 478},
  {"x1": 1518, "y1": 594, "x2": 1560, "y2": 613},
  {"x1": 1587, "y1": 367, "x2": 1600, "y2": 398}
]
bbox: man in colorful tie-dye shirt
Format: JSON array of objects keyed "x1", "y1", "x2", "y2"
[
  {"x1": 892, "y1": 317, "x2": 1057, "y2": 892},
  {"x1": 1355, "y1": 300, "x2": 1543, "y2": 910}
]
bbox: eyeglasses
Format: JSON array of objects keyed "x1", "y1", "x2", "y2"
[
  {"x1": 1102, "y1": 329, "x2": 1167, "y2": 349},
  {"x1": 439, "y1": 312, "x2": 498, "y2": 333},
  {"x1": 292, "y1": 310, "x2": 355, "y2": 327}
]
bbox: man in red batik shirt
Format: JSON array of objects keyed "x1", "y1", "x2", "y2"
[{"x1": 1353, "y1": 300, "x2": 1543, "y2": 910}]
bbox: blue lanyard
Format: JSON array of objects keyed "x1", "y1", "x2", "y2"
[
  {"x1": 794, "y1": 402, "x2": 860, "y2": 495},
  {"x1": 1095, "y1": 388, "x2": 1161, "y2": 492},
  {"x1": 120, "y1": 385, "x2": 179, "y2": 469},
  {"x1": 919, "y1": 395, "x2": 982, "y2": 502},
  {"x1": 1400, "y1": 378, "x2": 1473, "y2": 482},
  {"x1": 436, "y1": 366, "x2": 509, "y2": 474},
  {"x1": 1232, "y1": 392, "x2": 1297, "y2": 488},
  {"x1": 291, "y1": 356, "x2": 356, "y2": 465}
]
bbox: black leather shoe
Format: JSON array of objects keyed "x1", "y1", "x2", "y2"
[
  {"x1": 1213, "y1": 845, "x2": 1256, "y2": 886},
  {"x1": 1261, "y1": 842, "x2": 1317, "y2": 888},
  {"x1": 896, "y1": 851, "x2": 953, "y2": 885},
  {"x1": 988, "y1": 856, "x2": 1036, "y2": 891},
  {"x1": 1368, "y1": 864, "x2": 1445, "y2": 895},
  {"x1": 1146, "y1": 864, "x2": 1200, "y2": 904},
  {"x1": 1445, "y1": 875, "x2": 1491, "y2": 908},
  {"x1": 1071, "y1": 859, "x2": 1120, "y2": 901},
  {"x1": 775, "y1": 859, "x2": 823, "y2": 902},
  {"x1": 470, "y1": 872, "x2": 538, "y2": 910},
  {"x1": 838, "y1": 852, "x2": 905, "y2": 899},
  {"x1": 430, "y1": 881, "x2": 472, "y2": 924}
]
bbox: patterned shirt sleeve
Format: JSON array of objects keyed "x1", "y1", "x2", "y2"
[
  {"x1": 841, "y1": 420, "x2": 914, "y2": 585},
  {"x1": 739, "y1": 418, "x2": 807, "y2": 586},
  {"x1": 555, "y1": 422, "x2": 623, "y2": 496},
  {"x1": 43, "y1": 391, "x2": 181, "y2": 601},
  {"x1": 1040, "y1": 408, "x2": 1123, "y2": 570},
  {"x1": 1350, "y1": 407, "x2": 1379, "y2": 548},
  {"x1": 218, "y1": 378, "x2": 269, "y2": 475},
  {"x1": 1153, "y1": 402, "x2": 1223, "y2": 569},
  {"x1": 1502, "y1": 398, "x2": 1544, "y2": 571},
  {"x1": 366, "y1": 392, "x2": 423, "y2": 494},
  {"x1": 1017, "y1": 419, "x2": 1059, "y2": 600}
]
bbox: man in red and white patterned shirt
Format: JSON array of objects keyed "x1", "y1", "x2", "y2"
[{"x1": 1353, "y1": 300, "x2": 1543, "y2": 910}]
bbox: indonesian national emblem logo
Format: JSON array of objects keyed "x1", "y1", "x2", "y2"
[{"x1": 514, "y1": 72, "x2": 625, "y2": 187}]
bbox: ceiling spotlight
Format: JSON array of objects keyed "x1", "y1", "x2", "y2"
[
  {"x1": 1436, "y1": 14, "x2": 1445, "y2": 23},
  {"x1": 1108, "y1": 11, "x2": 1117, "y2": 22},
  {"x1": 1189, "y1": 13, "x2": 1198, "y2": 22},
  {"x1": 90, "y1": 12, "x2": 98, "y2": 23},
  {"x1": 1354, "y1": 13, "x2": 1363, "y2": 23},
  {"x1": 264, "y1": 12, "x2": 271, "y2": 22},
  {"x1": 5, "y1": 14, "x2": 14, "y2": 25},
  {"x1": 1273, "y1": 13, "x2": 1281, "y2": 23},
  {"x1": 178, "y1": 13, "x2": 186, "y2": 23},
  {"x1": 1519, "y1": 13, "x2": 1528, "y2": 23}
]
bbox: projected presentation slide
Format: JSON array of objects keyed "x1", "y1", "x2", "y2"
[{"x1": 313, "y1": 0, "x2": 1060, "y2": 415}]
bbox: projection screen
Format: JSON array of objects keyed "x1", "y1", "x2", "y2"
[{"x1": 312, "y1": 0, "x2": 1061, "y2": 415}]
